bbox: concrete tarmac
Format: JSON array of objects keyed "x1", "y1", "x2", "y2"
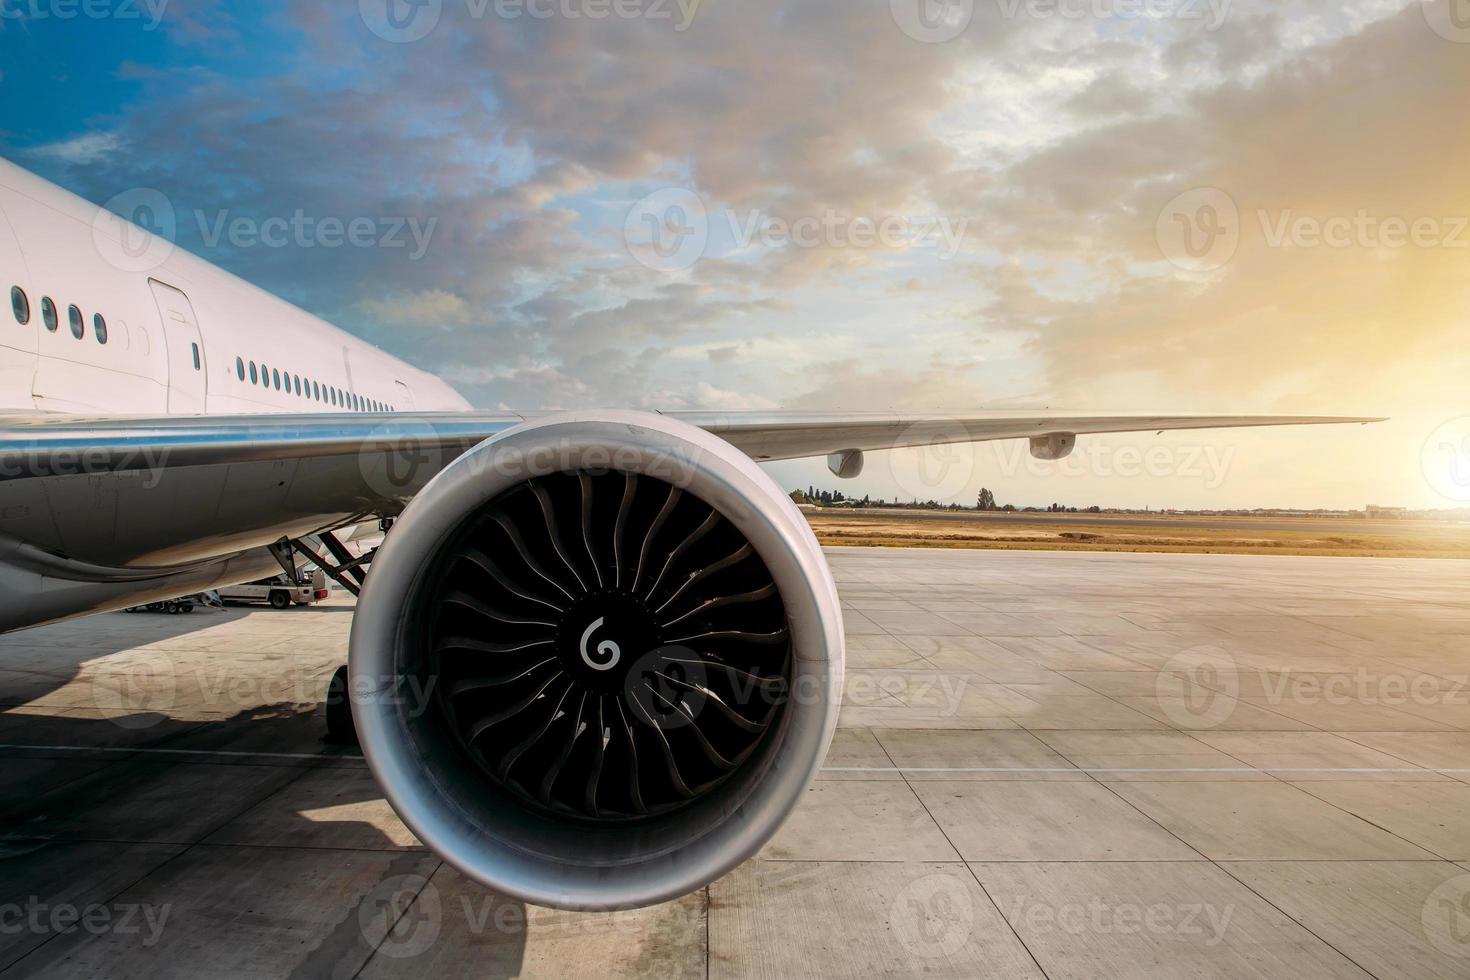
[{"x1": 1, "y1": 547, "x2": 1468, "y2": 978}]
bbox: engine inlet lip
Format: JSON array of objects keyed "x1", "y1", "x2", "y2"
[{"x1": 349, "y1": 412, "x2": 844, "y2": 911}]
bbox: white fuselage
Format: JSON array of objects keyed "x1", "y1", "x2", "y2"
[{"x1": 0, "y1": 158, "x2": 471, "y2": 419}]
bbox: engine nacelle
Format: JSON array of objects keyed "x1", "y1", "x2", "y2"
[
  {"x1": 349, "y1": 411, "x2": 844, "y2": 910},
  {"x1": 1029, "y1": 432, "x2": 1077, "y2": 461}
]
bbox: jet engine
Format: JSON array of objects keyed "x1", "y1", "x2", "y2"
[{"x1": 349, "y1": 411, "x2": 844, "y2": 910}]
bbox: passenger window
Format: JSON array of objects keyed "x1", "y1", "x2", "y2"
[
  {"x1": 273, "y1": 368, "x2": 281, "y2": 390},
  {"x1": 236, "y1": 357, "x2": 245, "y2": 381},
  {"x1": 249, "y1": 361, "x2": 258, "y2": 384},
  {"x1": 192, "y1": 343, "x2": 201, "y2": 370},
  {"x1": 10, "y1": 287, "x2": 28, "y2": 325},
  {"x1": 312, "y1": 381, "x2": 319, "y2": 400},
  {"x1": 41, "y1": 297, "x2": 57, "y2": 332},
  {"x1": 294, "y1": 376, "x2": 302, "y2": 397},
  {"x1": 94, "y1": 314, "x2": 108, "y2": 345},
  {"x1": 260, "y1": 363, "x2": 269, "y2": 387},
  {"x1": 68, "y1": 305, "x2": 85, "y2": 340}
]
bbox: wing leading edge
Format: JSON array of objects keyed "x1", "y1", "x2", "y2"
[
  {"x1": 666, "y1": 411, "x2": 1385, "y2": 462},
  {"x1": 0, "y1": 410, "x2": 1383, "y2": 480}
]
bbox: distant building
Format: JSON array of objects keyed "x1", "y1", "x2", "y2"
[{"x1": 1364, "y1": 505, "x2": 1409, "y2": 519}]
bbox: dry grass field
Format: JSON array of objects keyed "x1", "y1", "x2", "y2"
[{"x1": 805, "y1": 509, "x2": 1470, "y2": 559}]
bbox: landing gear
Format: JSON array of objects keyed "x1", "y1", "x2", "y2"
[{"x1": 324, "y1": 664, "x2": 358, "y2": 745}]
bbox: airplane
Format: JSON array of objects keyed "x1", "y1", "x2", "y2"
[{"x1": 0, "y1": 156, "x2": 1382, "y2": 911}]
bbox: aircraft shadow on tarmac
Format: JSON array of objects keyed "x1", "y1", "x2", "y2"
[{"x1": 0, "y1": 606, "x2": 534, "y2": 977}]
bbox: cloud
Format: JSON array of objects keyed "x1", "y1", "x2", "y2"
[
  {"x1": 7, "y1": 0, "x2": 1460, "y2": 506},
  {"x1": 357, "y1": 289, "x2": 477, "y2": 328},
  {"x1": 32, "y1": 132, "x2": 124, "y2": 165}
]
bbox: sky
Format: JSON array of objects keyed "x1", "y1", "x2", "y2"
[{"x1": 1, "y1": 0, "x2": 1467, "y2": 510}]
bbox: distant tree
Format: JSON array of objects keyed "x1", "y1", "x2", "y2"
[{"x1": 977, "y1": 488, "x2": 997, "y2": 511}]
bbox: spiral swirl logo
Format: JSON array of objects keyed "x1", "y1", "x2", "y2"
[
  {"x1": 360, "y1": 0, "x2": 443, "y2": 43},
  {"x1": 1422, "y1": 417, "x2": 1470, "y2": 503},
  {"x1": 92, "y1": 652, "x2": 178, "y2": 730},
  {"x1": 890, "y1": 0, "x2": 974, "y2": 43},
  {"x1": 92, "y1": 188, "x2": 176, "y2": 274},
  {"x1": 1156, "y1": 647, "x2": 1239, "y2": 729},
  {"x1": 1422, "y1": 0, "x2": 1470, "y2": 43},
  {"x1": 624, "y1": 187, "x2": 710, "y2": 273},
  {"x1": 359, "y1": 421, "x2": 457, "y2": 501},
  {"x1": 358, "y1": 874, "x2": 442, "y2": 959},
  {"x1": 890, "y1": 873, "x2": 976, "y2": 958},
  {"x1": 889, "y1": 418, "x2": 978, "y2": 503},
  {"x1": 1156, "y1": 187, "x2": 1240, "y2": 272},
  {"x1": 1423, "y1": 874, "x2": 1470, "y2": 958},
  {"x1": 624, "y1": 645, "x2": 708, "y2": 731}
]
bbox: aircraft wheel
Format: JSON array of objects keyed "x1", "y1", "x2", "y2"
[{"x1": 324, "y1": 665, "x2": 358, "y2": 745}]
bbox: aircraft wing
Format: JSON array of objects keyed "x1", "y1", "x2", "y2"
[
  {"x1": 665, "y1": 411, "x2": 1385, "y2": 462},
  {"x1": 0, "y1": 409, "x2": 1381, "y2": 631},
  {"x1": 0, "y1": 409, "x2": 1382, "y2": 473}
]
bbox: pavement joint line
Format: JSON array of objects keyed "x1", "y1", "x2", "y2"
[
  {"x1": 3, "y1": 745, "x2": 1469, "y2": 774},
  {"x1": 826, "y1": 766, "x2": 1470, "y2": 773},
  {"x1": 0, "y1": 743, "x2": 349, "y2": 761}
]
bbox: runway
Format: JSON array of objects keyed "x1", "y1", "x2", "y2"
[
  {"x1": 828, "y1": 507, "x2": 1461, "y2": 539},
  {"x1": 1, "y1": 547, "x2": 1468, "y2": 978}
]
